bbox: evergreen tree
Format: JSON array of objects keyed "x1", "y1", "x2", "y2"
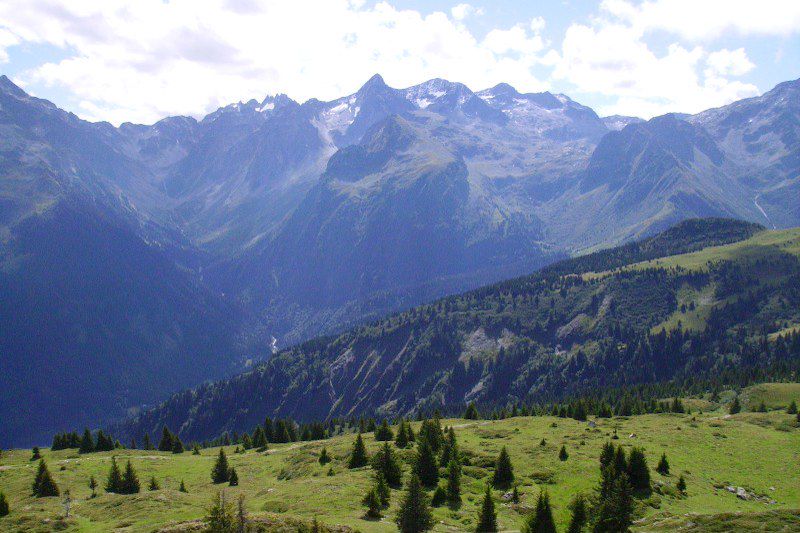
[
  {"x1": 431, "y1": 486, "x2": 447, "y2": 507},
  {"x1": 395, "y1": 420, "x2": 410, "y2": 448},
  {"x1": 30, "y1": 446, "x2": 41, "y2": 461},
  {"x1": 626, "y1": 448, "x2": 651, "y2": 494},
  {"x1": 475, "y1": 484, "x2": 498, "y2": 533},
  {"x1": 446, "y1": 459, "x2": 462, "y2": 504},
  {"x1": 142, "y1": 433, "x2": 153, "y2": 450},
  {"x1": 395, "y1": 473, "x2": 434, "y2": 533},
  {"x1": 729, "y1": 396, "x2": 741, "y2": 414},
  {"x1": 567, "y1": 494, "x2": 588, "y2": 533},
  {"x1": 522, "y1": 490, "x2": 556, "y2": 533},
  {"x1": 363, "y1": 487, "x2": 383, "y2": 518},
  {"x1": 492, "y1": 447, "x2": 514, "y2": 489},
  {"x1": 375, "y1": 419, "x2": 394, "y2": 441},
  {"x1": 440, "y1": 427, "x2": 458, "y2": 467},
  {"x1": 228, "y1": 468, "x2": 239, "y2": 486},
  {"x1": 121, "y1": 460, "x2": 140, "y2": 494},
  {"x1": 374, "y1": 471, "x2": 391, "y2": 507},
  {"x1": 252, "y1": 426, "x2": 268, "y2": 449},
  {"x1": 677, "y1": 475, "x2": 687, "y2": 493},
  {"x1": 212, "y1": 448, "x2": 230, "y2": 484},
  {"x1": 319, "y1": 447, "x2": 331, "y2": 465},
  {"x1": 88, "y1": 475, "x2": 98, "y2": 498},
  {"x1": 559, "y1": 445, "x2": 569, "y2": 461},
  {"x1": 414, "y1": 439, "x2": 439, "y2": 488},
  {"x1": 149, "y1": 476, "x2": 160, "y2": 491},
  {"x1": 593, "y1": 473, "x2": 633, "y2": 533},
  {"x1": 32, "y1": 459, "x2": 59, "y2": 497},
  {"x1": 372, "y1": 442, "x2": 403, "y2": 487},
  {"x1": 172, "y1": 437, "x2": 185, "y2": 454},
  {"x1": 656, "y1": 453, "x2": 670, "y2": 475},
  {"x1": 158, "y1": 426, "x2": 174, "y2": 452},
  {"x1": 179, "y1": 480, "x2": 188, "y2": 493},
  {"x1": 0, "y1": 492, "x2": 9, "y2": 517},
  {"x1": 206, "y1": 490, "x2": 234, "y2": 532},
  {"x1": 79, "y1": 429, "x2": 94, "y2": 454},
  {"x1": 613, "y1": 447, "x2": 627, "y2": 476},
  {"x1": 348, "y1": 433, "x2": 369, "y2": 469},
  {"x1": 464, "y1": 402, "x2": 479, "y2": 420},
  {"x1": 757, "y1": 401, "x2": 767, "y2": 412}
]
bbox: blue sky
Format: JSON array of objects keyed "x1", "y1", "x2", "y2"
[{"x1": 1, "y1": 0, "x2": 798, "y2": 125}]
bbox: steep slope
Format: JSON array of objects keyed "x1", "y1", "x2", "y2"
[{"x1": 115, "y1": 218, "x2": 800, "y2": 442}]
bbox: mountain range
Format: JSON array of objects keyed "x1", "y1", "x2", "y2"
[{"x1": 0, "y1": 72, "x2": 798, "y2": 446}]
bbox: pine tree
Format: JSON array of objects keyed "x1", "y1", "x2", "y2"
[
  {"x1": 395, "y1": 420, "x2": 410, "y2": 448},
  {"x1": 626, "y1": 448, "x2": 651, "y2": 494},
  {"x1": 492, "y1": 447, "x2": 514, "y2": 489},
  {"x1": 143, "y1": 433, "x2": 153, "y2": 450},
  {"x1": 172, "y1": 437, "x2": 185, "y2": 454},
  {"x1": 559, "y1": 445, "x2": 569, "y2": 461},
  {"x1": 89, "y1": 475, "x2": 98, "y2": 498},
  {"x1": 30, "y1": 446, "x2": 41, "y2": 461},
  {"x1": 319, "y1": 447, "x2": 331, "y2": 465},
  {"x1": 656, "y1": 453, "x2": 670, "y2": 475},
  {"x1": 729, "y1": 396, "x2": 741, "y2": 414},
  {"x1": 179, "y1": 480, "x2": 188, "y2": 493},
  {"x1": 677, "y1": 475, "x2": 687, "y2": 493},
  {"x1": 522, "y1": 490, "x2": 556, "y2": 533},
  {"x1": 206, "y1": 490, "x2": 234, "y2": 532},
  {"x1": 212, "y1": 448, "x2": 230, "y2": 484},
  {"x1": 431, "y1": 486, "x2": 447, "y2": 507},
  {"x1": 593, "y1": 473, "x2": 633, "y2": 533},
  {"x1": 228, "y1": 468, "x2": 239, "y2": 486},
  {"x1": 464, "y1": 402, "x2": 479, "y2": 420},
  {"x1": 374, "y1": 471, "x2": 391, "y2": 507},
  {"x1": 566, "y1": 494, "x2": 588, "y2": 533},
  {"x1": 32, "y1": 459, "x2": 59, "y2": 497},
  {"x1": 149, "y1": 476, "x2": 160, "y2": 491},
  {"x1": 158, "y1": 426, "x2": 174, "y2": 452},
  {"x1": 363, "y1": 487, "x2": 383, "y2": 519},
  {"x1": 446, "y1": 459, "x2": 462, "y2": 504},
  {"x1": 414, "y1": 439, "x2": 439, "y2": 488},
  {"x1": 613, "y1": 447, "x2": 627, "y2": 476},
  {"x1": 372, "y1": 442, "x2": 403, "y2": 487},
  {"x1": 395, "y1": 473, "x2": 434, "y2": 533},
  {"x1": 121, "y1": 460, "x2": 140, "y2": 494},
  {"x1": 0, "y1": 492, "x2": 9, "y2": 517},
  {"x1": 440, "y1": 427, "x2": 458, "y2": 466},
  {"x1": 348, "y1": 433, "x2": 369, "y2": 469},
  {"x1": 375, "y1": 419, "x2": 394, "y2": 441},
  {"x1": 79, "y1": 428, "x2": 94, "y2": 454},
  {"x1": 475, "y1": 484, "x2": 498, "y2": 532}
]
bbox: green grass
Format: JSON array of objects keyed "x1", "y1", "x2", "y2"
[
  {"x1": 740, "y1": 383, "x2": 800, "y2": 411},
  {"x1": 0, "y1": 404, "x2": 798, "y2": 532}
]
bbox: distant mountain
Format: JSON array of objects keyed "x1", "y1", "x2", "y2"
[
  {"x1": 602, "y1": 115, "x2": 644, "y2": 131},
  {"x1": 114, "y1": 218, "x2": 800, "y2": 443},
  {"x1": 1, "y1": 72, "x2": 799, "y2": 446}
]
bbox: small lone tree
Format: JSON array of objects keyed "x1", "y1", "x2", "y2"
[
  {"x1": 475, "y1": 484, "x2": 498, "y2": 532},
  {"x1": 363, "y1": 487, "x2": 383, "y2": 519},
  {"x1": 395, "y1": 420, "x2": 410, "y2": 448},
  {"x1": 88, "y1": 475, "x2": 98, "y2": 498},
  {"x1": 395, "y1": 473, "x2": 434, "y2": 533},
  {"x1": 559, "y1": 445, "x2": 569, "y2": 461},
  {"x1": 30, "y1": 447, "x2": 41, "y2": 461},
  {"x1": 206, "y1": 490, "x2": 234, "y2": 532},
  {"x1": 446, "y1": 459, "x2": 462, "y2": 504},
  {"x1": 318, "y1": 447, "x2": 331, "y2": 465},
  {"x1": 511, "y1": 485, "x2": 520, "y2": 504},
  {"x1": 522, "y1": 490, "x2": 556, "y2": 533},
  {"x1": 149, "y1": 476, "x2": 160, "y2": 491},
  {"x1": 464, "y1": 402, "x2": 479, "y2": 420},
  {"x1": 179, "y1": 480, "x2": 188, "y2": 493},
  {"x1": 120, "y1": 460, "x2": 140, "y2": 494},
  {"x1": 32, "y1": 459, "x2": 59, "y2": 497},
  {"x1": 414, "y1": 439, "x2": 439, "y2": 488},
  {"x1": 172, "y1": 438, "x2": 185, "y2": 454},
  {"x1": 348, "y1": 433, "x2": 369, "y2": 469},
  {"x1": 0, "y1": 492, "x2": 9, "y2": 517},
  {"x1": 212, "y1": 448, "x2": 230, "y2": 484},
  {"x1": 492, "y1": 447, "x2": 514, "y2": 489},
  {"x1": 729, "y1": 396, "x2": 741, "y2": 414},
  {"x1": 567, "y1": 494, "x2": 588, "y2": 533},
  {"x1": 677, "y1": 475, "x2": 687, "y2": 494},
  {"x1": 374, "y1": 472, "x2": 391, "y2": 507},
  {"x1": 431, "y1": 486, "x2": 447, "y2": 507},
  {"x1": 228, "y1": 467, "x2": 239, "y2": 486},
  {"x1": 787, "y1": 400, "x2": 797, "y2": 414},
  {"x1": 656, "y1": 453, "x2": 670, "y2": 475}
]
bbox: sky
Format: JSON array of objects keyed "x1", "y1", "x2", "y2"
[{"x1": 0, "y1": 0, "x2": 798, "y2": 125}]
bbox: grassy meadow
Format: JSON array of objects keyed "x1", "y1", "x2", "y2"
[{"x1": 0, "y1": 384, "x2": 798, "y2": 532}]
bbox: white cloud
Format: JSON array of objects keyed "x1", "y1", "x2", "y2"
[
  {"x1": 450, "y1": 3, "x2": 482, "y2": 21},
  {"x1": 601, "y1": 0, "x2": 800, "y2": 41},
  {"x1": 706, "y1": 48, "x2": 755, "y2": 77},
  {"x1": 0, "y1": 0, "x2": 550, "y2": 124}
]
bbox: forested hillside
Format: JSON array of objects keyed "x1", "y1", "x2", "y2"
[{"x1": 116, "y1": 219, "x2": 800, "y2": 442}]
